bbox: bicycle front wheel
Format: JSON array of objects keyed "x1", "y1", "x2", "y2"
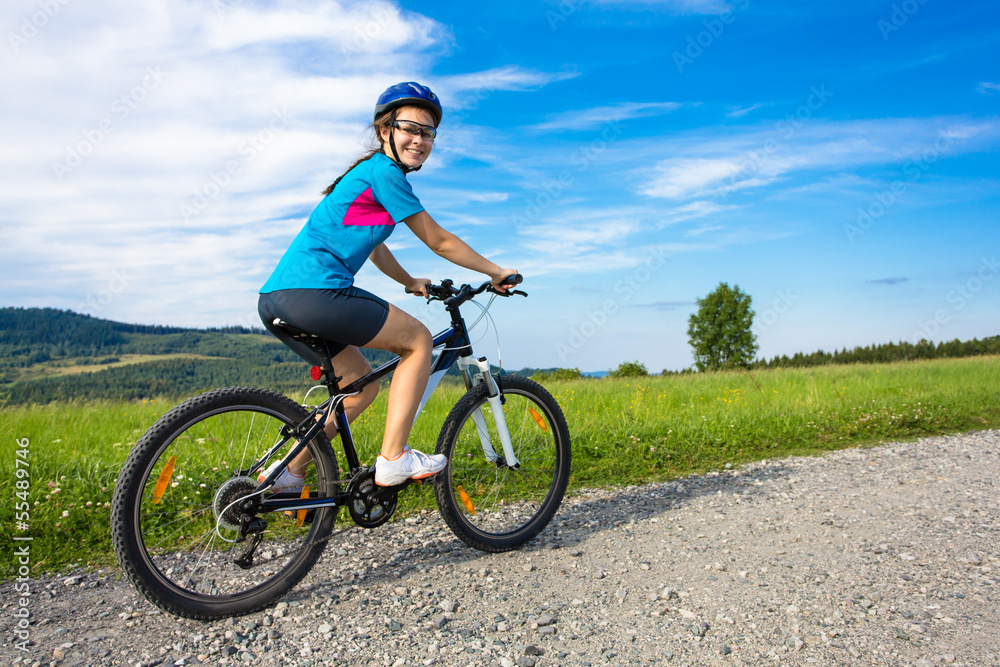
[
  {"x1": 111, "y1": 386, "x2": 339, "y2": 620},
  {"x1": 435, "y1": 375, "x2": 571, "y2": 551}
]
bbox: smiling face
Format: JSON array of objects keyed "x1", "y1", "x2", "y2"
[{"x1": 378, "y1": 105, "x2": 436, "y2": 170}]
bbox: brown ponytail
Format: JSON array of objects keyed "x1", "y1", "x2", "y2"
[{"x1": 321, "y1": 110, "x2": 396, "y2": 196}]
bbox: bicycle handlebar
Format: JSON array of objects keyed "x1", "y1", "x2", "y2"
[{"x1": 405, "y1": 274, "x2": 526, "y2": 306}]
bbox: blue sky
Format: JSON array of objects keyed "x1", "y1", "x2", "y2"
[{"x1": 1, "y1": 0, "x2": 997, "y2": 372}]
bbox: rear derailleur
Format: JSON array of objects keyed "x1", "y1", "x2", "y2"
[{"x1": 233, "y1": 512, "x2": 268, "y2": 570}]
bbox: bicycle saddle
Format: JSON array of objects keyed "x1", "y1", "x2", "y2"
[{"x1": 271, "y1": 319, "x2": 329, "y2": 355}]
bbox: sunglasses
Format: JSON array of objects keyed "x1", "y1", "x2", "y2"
[{"x1": 391, "y1": 120, "x2": 437, "y2": 141}]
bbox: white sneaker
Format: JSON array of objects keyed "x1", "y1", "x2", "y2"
[
  {"x1": 257, "y1": 459, "x2": 305, "y2": 492},
  {"x1": 375, "y1": 445, "x2": 447, "y2": 487}
]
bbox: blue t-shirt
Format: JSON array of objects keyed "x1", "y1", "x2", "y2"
[{"x1": 261, "y1": 153, "x2": 424, "y2": 292}]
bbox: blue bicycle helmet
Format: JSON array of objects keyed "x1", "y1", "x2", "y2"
[{"x1": 374, "y1": 81, "x2": 442, "y2": 127}]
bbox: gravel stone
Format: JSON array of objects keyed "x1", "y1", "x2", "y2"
[{"x1": 5, "y1": 431, "x2": 1000, "y2": 667}]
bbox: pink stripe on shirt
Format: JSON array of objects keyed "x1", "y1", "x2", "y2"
[{"x1": 342, "y1": 187, "x2": 395, "y2": 227}]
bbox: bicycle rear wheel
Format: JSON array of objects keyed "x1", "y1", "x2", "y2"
[
  {"x1": 434, "y1": 375, "x2": 570, "y2": 551},
  {"x1": 111, "y1": 386, "x2": 339, "y2": 619}
]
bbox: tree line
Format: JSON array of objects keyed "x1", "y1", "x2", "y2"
[
  {"x1": 3, "y1": 304, "x2": 997, "y2": 404},
  {"x1": 751, "y1": 335, "x2": 1000, "y2": 369},
  {"x1": 686, "y1": 283, "x2": 998, "y2": 372}
]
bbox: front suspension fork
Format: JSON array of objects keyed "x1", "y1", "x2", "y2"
[{"x1": 457, "y1": 356, "x2": 519, "y2": 468}]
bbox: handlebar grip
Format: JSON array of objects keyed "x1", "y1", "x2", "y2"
[
  {"x1": 405, "y1": 283, "x2": 431, "y2": 295},
  {"x1": 499, "y1": 273, "x2": 523, "y2": 287}
]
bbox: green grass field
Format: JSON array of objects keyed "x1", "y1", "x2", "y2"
[{"x1": 2, "y1": 355, "x2": 998, "y2": 576}]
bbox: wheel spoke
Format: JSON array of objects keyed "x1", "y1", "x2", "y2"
[
  {"x1": 113, "y1": 387, "x2": 340, "y2": 619},
  {"x1": 145, "y1": 510, "x2": 216, "y2": 553},
  {"x1": 436, "y1": 378, "x2": 569, "y2": 550}
]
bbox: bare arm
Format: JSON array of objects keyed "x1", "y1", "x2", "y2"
[
  {"x1": 369, "y1": 244, "x2": 429, "y2": 296},
  {"x1": 403, "y1": 210, "x2": 516, "y2": 287}
]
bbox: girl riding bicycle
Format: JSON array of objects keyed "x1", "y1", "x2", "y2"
[{"x1": 258, "y1": 82, "x2": 517, "y2": 488}]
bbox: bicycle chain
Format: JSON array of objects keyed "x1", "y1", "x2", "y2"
[{"x1": 236, "y1": 476, "x2": 357, "y2": 568}]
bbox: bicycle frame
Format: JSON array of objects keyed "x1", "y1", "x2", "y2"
[{"x1": 250, "y1": 292, "x2": 517, "y2": 516}]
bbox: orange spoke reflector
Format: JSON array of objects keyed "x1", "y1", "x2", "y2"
[
  {"x1": 151, "y1": 456, "x2": 176, "y2": 505},
  {"x1": 457, "y1": 485, "x2": 476, "y2": 516},
  {"x1": 296, "y1": 485, "x2": 310, "y2": 527},
  {"x1": 529, "y1": 408, "x2": 548, "y2": 431}
]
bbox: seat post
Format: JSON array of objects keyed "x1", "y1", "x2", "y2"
[
  {"x1": 269, "y1": 318, "x2": 343, "y2": 396},
  {"x1": 319, "y1": 341, "x2": 342, "y2": 396}
]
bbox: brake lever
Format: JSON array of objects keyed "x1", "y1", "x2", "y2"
[
  {"x1": 488, "y1": 286, "x2": 528, "y2": 298},
  {"x1": 405, "y1": 283, "x2": 440, "y2": 303}
]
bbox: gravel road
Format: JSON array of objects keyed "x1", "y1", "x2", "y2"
[{"x1": 3, "y1": 430, "x2": 999, "y2": 667}]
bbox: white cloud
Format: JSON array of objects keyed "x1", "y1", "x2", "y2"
[
  {"x1": 438, "y1": 66, "x2": 580, "y2": 126},
  {"x1": 685, "y1": 224, "x2": 723, "y2": 237},
  {"x1": 0, "y1": 1, "x2": 579, "y2": 326},
  {"x1": 528, "y1": 102, "x2": 682, "y2": 131},
  {"x1": 521, "y1": 217, "x2": 641, "y2": 256},
  {"x1": 726, "y1": 102, "x2": 766, "y2": 118},
  {"x1": 638, "y1": 117, "x2": 1000, "y2": 200},
  {"x1": 641, "y1": 158, "x2": 744, "y2": 199},
  {"x1": 977, "y1": 82, "x2": 1000, "y2": 95},
  {"x1": 439, "y1": 66, "x2": 579, "y2": 97},
  {"x1": 662, "y1": 200, "x2": 733, "y2": 225}
]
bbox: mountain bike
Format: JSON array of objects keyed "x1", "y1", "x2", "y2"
[{"x1": 111, "y1": 276, "x2": 571, "y2": 620}]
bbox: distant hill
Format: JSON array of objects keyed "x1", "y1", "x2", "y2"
[
  {"x1": 0, "y1": 307, "x2": 399, "y2": 404},
  {"x1": 7, "y1": 307, "x2": 993, "y2": 405}
]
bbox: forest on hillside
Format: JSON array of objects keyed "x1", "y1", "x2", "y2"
[
  {"x1": 1, "y1": 307, "x2": 997, "y2": 405},
  {"x1": 0, "y1": 307, "x2": 396, "y2": 404}
]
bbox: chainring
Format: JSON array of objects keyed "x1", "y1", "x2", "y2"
[{"x1": 346, "y1": 468, "x2": 397, "y2": 528}]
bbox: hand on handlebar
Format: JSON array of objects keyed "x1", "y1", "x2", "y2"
[
  {"x1": 405, "y1": 278, "x2": 431, "y2": 297},
  {"x1": 491, "y1": 269, "x2": 521, "y2": 294},
  {"x1": 405, "y1": 275, "x2": 526, "y2": 303}
]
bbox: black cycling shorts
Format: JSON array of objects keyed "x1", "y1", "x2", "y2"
[{"x1": 258, "y1": 287, "x2": 390, "y2": 365}]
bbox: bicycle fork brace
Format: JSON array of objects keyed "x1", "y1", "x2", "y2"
[{"x1": 457, "y1": 356, "x2": 520, "y2": 468}]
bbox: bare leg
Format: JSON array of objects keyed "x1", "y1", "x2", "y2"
[
  {"x1": 285, "y1": 345, "x2": 378, "y2": 475},
  {"x1": 361, "y1": 304, "x2": 432, "y2": 460}
]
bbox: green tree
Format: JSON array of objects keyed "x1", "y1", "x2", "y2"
[
  {"x1": 608, "y1": 360, "x2": 648, "y2": 378},
  {"x1": 687, "y1": 282, "x2": 759, "y2": 371},
  {"x1": 532, "y1": 367, "x2": 582, "y2": 382}
]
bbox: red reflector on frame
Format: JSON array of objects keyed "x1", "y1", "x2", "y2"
[{"x1": 310, "y1": 366, "x2": 322, "y2": 381}]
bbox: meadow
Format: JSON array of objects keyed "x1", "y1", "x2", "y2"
[{"x1": 2, "y1": 355, "x2": 998, "y2": 576}]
